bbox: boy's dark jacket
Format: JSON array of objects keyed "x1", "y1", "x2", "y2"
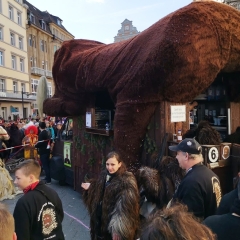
[{"x1": 13, "y1": 181, "x2": 64, "y2": 240}]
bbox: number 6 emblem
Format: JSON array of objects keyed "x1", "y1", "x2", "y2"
[{"x1": 208, "y1": 147, "x2": 219, "y2": 163}]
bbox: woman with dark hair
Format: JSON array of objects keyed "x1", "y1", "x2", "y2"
[
  {"x1": 81, "y1": 151, "x2": 139, "y2": 240},
  {"x1": 140, "y1": 204, "x2": 216, "y2": 240}
]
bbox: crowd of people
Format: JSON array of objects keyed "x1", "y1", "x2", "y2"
[
  {"x1": 0, "y1": 116, "x2": 65, "y2": 160},
  {"x1": 0, "y1": 134, "x2": 239, "y2": 239}
]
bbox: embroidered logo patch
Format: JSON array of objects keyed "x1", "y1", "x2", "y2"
[
  {"x1": 187, "y1": 141, "x2": 192, "y2": 146},
  {"x1": 42, "y1": 207, "x2": 58, "y2": 235}
]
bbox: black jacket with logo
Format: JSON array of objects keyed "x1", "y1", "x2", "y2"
[
  {"x1": 13, "y1": 181, "x2": 64, "y2": 240},
  {"x1": 173, "y1": 163, "x2": 221, "y2": 219}
]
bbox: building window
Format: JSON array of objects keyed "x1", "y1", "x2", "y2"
[
  {"x1": 30, "y1": 13, "x2": 35, "y2": 24},
  {"x1": 30, "y1": 57, "x2": 33, "y2": 67},
  {"x1": 0, "y1": 0, "x2": 2, "y2": 13},
  {"x1": 42, "y1": 60, "x2": 45, "y2": 69},
  {"x1": 41, "y1": 20, "x2": 46, "y2": 30},
  {"x1": 21, "y1": 83, "x2": 25, "y2": 92},
  {"x1": 29, "y1": 34, "x2": 32, "y2": 46},
  {"x1": 0, "y1": 79, "x2": 5, "y2": 92},
  {"x1": 57, "y1": 19, "x2": 61, "y2": 26},
  {"x1": 13, "y1": 81, "x2": 18, "y2": 93},
  {"x1": 0, "y1": 51, "x2": 3, "y2": 66},
  {"x1": 48, "y1": 82, "x2": 52, "y2": 97},
  {"x1": 10, "y1": 32, "x2": 15, "y2": 46},
  {"x1": 52, "y1": 28, "x2": 55, "y2": 35},
  {"x1": 54, "y1": 45, "x2": 57, "y2": 53},
  {"x1": 32, "y1": 35, "x2": 36, "y2": 48},
  {"x1": 0, "y1": 27, "x2": 3, "y2": 40},
  {"x1": 17, "y1": 11, "x2": 22, "y2": 25},
  {"x1": 45, "y1": 61, "x2": 48, "y2": 70},
  {"x1": 45, "y1": 41, "x2": 47, "y2": 52},
  {"x1": 40, "y1": 40, "x2": 44, "y2": 51},
  {"x1": 11, "y1": 55, "x2": 16, "y2": 69},
  {"x1": 31, "y1": 79, "x2": 38, "y2": 93},
  {"x1": 9, "y1": 5, "x2": 13, "y2": 20},
  {"x1": 19, "y1": 37, "x2": 23, "y2": 49},
  {"x1": 20, "y1": 58, "x2": 24, "y2": 72}
]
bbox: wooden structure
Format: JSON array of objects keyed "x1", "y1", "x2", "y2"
[{"x1": 60, "y1": 89, "x2": 240, "y2": 194}]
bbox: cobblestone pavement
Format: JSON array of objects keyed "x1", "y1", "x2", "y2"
[{"x1": 2, "y1": 178, "x2": 91, "y2": 240}]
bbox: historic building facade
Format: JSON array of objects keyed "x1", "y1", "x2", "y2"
[
  {"x1": 23, "y1": 0, "x2": 74, "y2": 117},
  {"x1": 114, "y1": 19, "x2": 140, "y2": 43},
  {"x1": 0, "y1": 0, "x2": 30, "y2": 119}
]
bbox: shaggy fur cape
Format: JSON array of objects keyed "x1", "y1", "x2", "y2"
[
  {"x1": 183, "y1": 120, "x2": 221, "y2": 145},
  {"x1": 136, "y1": 157, "x2": 184, "y2": 209},
  {"x1": 83, "y1": 167, "x2": 139, "y2": 240}
]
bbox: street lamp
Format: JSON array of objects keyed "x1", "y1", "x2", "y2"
[{"x1": 22, "y1": 90, "x2": 34, "y2": 119}]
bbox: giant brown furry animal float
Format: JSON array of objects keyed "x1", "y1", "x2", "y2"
[{"x1": 44, "y1": 1, "x2": 240, "y2": 167}]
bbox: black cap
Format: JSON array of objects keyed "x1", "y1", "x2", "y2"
[{"x1": 169, "y1": 138, "x2": 202, "y2": 154}]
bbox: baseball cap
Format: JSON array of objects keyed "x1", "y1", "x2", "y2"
[{"x1": 169, "y1": 138, "x2": 202, "y2": 154}]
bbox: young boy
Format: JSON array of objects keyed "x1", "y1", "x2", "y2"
[{"x1": 13, "y1": 159, "x2": 64, "y2": 240}]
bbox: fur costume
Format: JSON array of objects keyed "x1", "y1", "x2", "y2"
[
  {"x1": 83, "y1": 167, "x2": 139, "y2": 240},
  {"x1": 136, "y1": 157, "x2": 185, "y2": 210},
  {"x1": 8, "y1": 123, "x2": 24, "y2": 158},
  {"x1": 22, "y1": 125, "x2": 38, "y2": 159},
  {"x1": 0, "y1": 158, "x2": 17, "y2": 201},
  {"x1": 183, "y1": 120, "x2": 221, "y2": 145},
  {"x1": 43, "y1": 2, "x2": 240, "y2": 167}
]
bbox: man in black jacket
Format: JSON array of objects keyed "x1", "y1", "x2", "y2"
[
  {"x1": 35, "y1": 122, "x2": 51, "y2": 184},
  {"x1": 169, "y1": 138, "x2": 222, "y2": 219},
  {"x1": 203, "y1": 179, "x2": 240, "y2": 240},
  {"x1": 13, "y1": 159, "x2": 64, "y2": 240}
]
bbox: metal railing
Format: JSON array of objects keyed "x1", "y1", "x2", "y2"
[
  {"x1": 31, "y1": 67, "x2": 53, "y2": 78},
  {"x1": 0, "y1": 90, "x2": 36, "y2": 100}
]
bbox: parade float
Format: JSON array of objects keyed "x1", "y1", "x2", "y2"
[{"x1": 43, "y1": 1, "x2": 240, "y2": 193}]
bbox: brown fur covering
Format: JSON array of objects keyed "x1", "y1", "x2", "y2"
[
  {"x1": 140, "y1": 204, "x2": 216, "y2": 240},
  {"x1": 44, "y1": 2, "x2": 240, "y2": 166},
  {"x1": 136, "y1": 157, "x2": 184, "y2": 209},
  {"x1": 82, "y1": 167, "x2": 139, "y2": 240},
  {"x1": 183, "y1": 120, "x2": 221, "y2": 145}
]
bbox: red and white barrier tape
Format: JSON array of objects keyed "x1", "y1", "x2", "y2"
[{"x1": 0, "y1": 139, "x2": 50, "y2": 152}]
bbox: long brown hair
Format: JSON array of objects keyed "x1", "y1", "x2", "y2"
[
  {"x1": 140, "y1": 204, "x2": 216, "y2": 240},
  {"x1": 106, "y1": 151, "x2": 126, "y2": 173}
]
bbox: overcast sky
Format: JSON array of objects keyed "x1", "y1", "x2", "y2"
[{"x1": 27, "y1": 0, "x2": 192, "y2": 44}]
